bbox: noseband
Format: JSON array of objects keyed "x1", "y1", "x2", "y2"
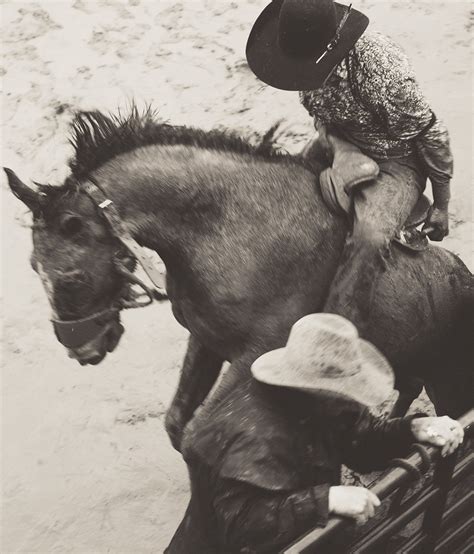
[
  {"x1": 53, "y1": 306, "x2": 120, "y2": 349},
  {"x1": 52, "y1": 178, "x2": 168, "y2": 349}
]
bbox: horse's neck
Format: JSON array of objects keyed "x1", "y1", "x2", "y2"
[{"x1": 92, "y1": 144, "x2": 334, "y2": 268}]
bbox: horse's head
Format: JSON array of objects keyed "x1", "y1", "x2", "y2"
[{"x1": 5, "y1": 168, "x2": 136, "y2": 365}]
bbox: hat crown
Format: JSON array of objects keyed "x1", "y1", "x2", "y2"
[
  {"x1": 278, "y1": 0, "x2": 338, "y2": 58},
  {"x1": 251, "y1": 313, "x2": 394, "y2": 406},
  {"x1": 285, "y1": 314, "x2": 363, "y2": 378}
]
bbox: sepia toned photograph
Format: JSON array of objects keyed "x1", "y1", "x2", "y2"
[{"x1": 1, "y1": 1, "x2": 472, "y2": 552}]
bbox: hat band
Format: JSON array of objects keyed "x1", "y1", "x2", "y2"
[{"x1": 315, "y1": 3, "x2": 352, "y2": 64}]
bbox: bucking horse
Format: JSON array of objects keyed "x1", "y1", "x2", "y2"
[{"x1": 5, "y1": 108, "x2": 473, "y2": 451}]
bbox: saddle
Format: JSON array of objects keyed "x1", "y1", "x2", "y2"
[{"x1": 302, "y1": 133, "x2": 431, "y2": 252}]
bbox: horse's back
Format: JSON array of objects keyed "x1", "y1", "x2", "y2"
[{"x1": 152, "y1": 146, "x2": 472, "y2": 375}]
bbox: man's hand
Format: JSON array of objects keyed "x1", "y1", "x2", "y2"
[
  {"x1": 329, "y1": 486, "x2": 380, "y2": 524},
  {"x1": 411, "y1": 416, "x2": 464, "y2": 457},
  {"x1": 422, "y1": 206, "x2": 449, "y2": 241}
]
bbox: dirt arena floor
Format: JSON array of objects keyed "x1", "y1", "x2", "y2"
[{"x1": 1, "y1": 1, "x2": 472, "y2": 552}]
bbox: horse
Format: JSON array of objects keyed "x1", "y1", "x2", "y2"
[{"x1": 5, "y1": 108, "x2": 473, "y2": 451}]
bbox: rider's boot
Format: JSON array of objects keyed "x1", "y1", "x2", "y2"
[{"x1": 320, "y1": 132, "x2": 380, "y2": 214}]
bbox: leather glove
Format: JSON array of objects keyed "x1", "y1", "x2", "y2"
[{"x1": 422, "y1": 205, "x2": 449, "y2": 241}]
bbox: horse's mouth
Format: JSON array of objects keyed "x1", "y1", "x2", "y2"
[
  {"x1": 78, "y1": 353, "x2": 105, "y2": 366},
  {"x1": 68, "y1": 321, "x2": 124, "y2": 365}
]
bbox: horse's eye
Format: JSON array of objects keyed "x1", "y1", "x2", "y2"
[{"x1": 59, "y1": 214, "x2": 83, "y2": 236}]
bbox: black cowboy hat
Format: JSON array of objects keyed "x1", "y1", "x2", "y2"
[{"x1": 246, "y1": 0, "x2": 369, "y2": 91}]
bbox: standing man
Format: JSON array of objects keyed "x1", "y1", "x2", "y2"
[
  {"x1": 246, "y1": 0, "x2": 453, "y2": 333},
  {"x1": 165, "y1": 314, "x2": 463, "y2": 553}
]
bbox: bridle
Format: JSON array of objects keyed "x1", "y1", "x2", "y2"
[{"x1": 52, "y1": 177, "x2": 168, "y2": 349}]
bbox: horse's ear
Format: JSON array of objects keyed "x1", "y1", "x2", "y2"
[{"x1": 3, "y1": 168, "x2": 47, "y2": 214}]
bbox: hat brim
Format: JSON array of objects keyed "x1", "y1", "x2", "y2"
[
  {"x1": 251, "y1": 339, "x2": 394, "y2": 406},
  {"x1": 246, "y1": 1, "x2": 369, "y2": 91}
]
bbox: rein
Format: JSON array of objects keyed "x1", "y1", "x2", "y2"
[{"x1": 52, "y1": 178, "x2": 168, "y2": 349}]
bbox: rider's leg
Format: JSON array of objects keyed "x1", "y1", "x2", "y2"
[
  {"x1": 303, "y1": 127, "x2": 380, "y2": 214},
  {"x1": 301, "y1": 131, "x2": 333, "y2": 167},
  {"x1": 323, "y1": 156, "x2": 426, "y2": 336}
]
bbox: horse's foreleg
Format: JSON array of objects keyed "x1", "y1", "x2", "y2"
[
  {"x1": 390, "y1": 376, "x2": 424, "y2": 417},
  {"x1": 184, "y1": 351, "x2": 256, "y2": 442},
  {"x1": 165, "y1": 334, "x2": 224, "y2": 451}
]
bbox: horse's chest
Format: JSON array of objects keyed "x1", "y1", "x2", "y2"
[{"x1": 169, "y1": 292, "x2": 244, "y2": 358}]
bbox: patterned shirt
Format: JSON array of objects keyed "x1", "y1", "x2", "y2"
[{"x1": 300, "y1": 32, "x2": 453, "y2": 186}]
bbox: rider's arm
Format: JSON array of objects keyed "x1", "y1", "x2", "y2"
[
  {"x1": 415, "y1": 118, "x2": 453, "y2": 210},
  {"x1": 213, "y1": 479, "x2": 330, "y2": 553},
  {"x1": 340, "y1": 406, "x2": 426, "y2": 473},
  {"x1": 358, "y1": 35, "x2": 453, "y2": 209}
]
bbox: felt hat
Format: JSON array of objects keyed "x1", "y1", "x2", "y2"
[
  {"x1": 251, "y1": 313, "x2": 395, "y2": 406},
  {"x1": 246, "y1": 0, "x2": 369, "y2": 91}
]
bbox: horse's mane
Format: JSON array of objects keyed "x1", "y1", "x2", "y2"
[{"x1": 67, "y1": 104, "x2": 305, "y2": 182}]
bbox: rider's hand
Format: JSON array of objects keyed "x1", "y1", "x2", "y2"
[
  {"x1": 422, "y1": 206, "x2": 449, "y2": 241},
  {"x1": 328, "y1": 486, "x2": 380, "y2": 524},
  {"x1": 411, "y1": 416, "x2": 464, "y2": 457}
]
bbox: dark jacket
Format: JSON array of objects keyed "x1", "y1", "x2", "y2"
[{"x1": 165, "y1": 380, "x2": 420, "y2": 554}]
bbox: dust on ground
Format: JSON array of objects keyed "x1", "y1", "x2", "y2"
[{"x1": 1, "y1": 1, "x2": 472, "y2": 552}]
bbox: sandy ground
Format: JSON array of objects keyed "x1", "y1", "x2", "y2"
[{"x1": 1, "y1": 1, "x2": 472, "y2": 552}]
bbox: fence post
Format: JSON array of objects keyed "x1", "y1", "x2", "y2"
[{"x1": 421, "y1": 432, "x2": 466, "y2": 553}]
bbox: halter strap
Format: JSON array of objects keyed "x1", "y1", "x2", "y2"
[
  {"x1": 50, "y1": 178, "x2": 167, "y2": 349},
  {"x1": 82, "y1": 178, "x2": 167, "y2": 298}
]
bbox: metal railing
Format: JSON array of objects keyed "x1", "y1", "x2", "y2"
[{"x1": 283, "y1": 409, "x2": 474, "y2": 554}]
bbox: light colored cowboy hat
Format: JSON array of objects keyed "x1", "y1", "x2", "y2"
[
  {"x1": 246, "y1": 0, "x2": 369, "y2": 91},
  {"x1": 251, "y1": 313, "x2": 395, "y2": 406}
]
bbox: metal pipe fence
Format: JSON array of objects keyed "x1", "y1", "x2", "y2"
[{"x1": 283, "y1": 409, "x2": 474, "y2": 554}]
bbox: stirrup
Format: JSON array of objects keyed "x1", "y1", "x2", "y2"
[
  {"x1": 394, "y1": 195, "x2": 432, "y2": 253},
  {"x1": 394, "y1": 228, "x2": 429, "y2": 252}
]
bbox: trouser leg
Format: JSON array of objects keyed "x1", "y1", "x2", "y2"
[{"x1": 323, "y1": 158, "x2": 425, "y2": 335}]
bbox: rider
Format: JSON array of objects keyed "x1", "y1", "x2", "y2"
[
  {"x1": 165, "y1": 314, "x2": 464, "y2": 553},
  {"x1": 246, "y1": 0, "x2": 453, "y2": 333}
]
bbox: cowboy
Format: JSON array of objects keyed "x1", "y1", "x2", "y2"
[
  {"x1": 165, "y1": 314, "x2": 463, "y2": 553},
  {"x1": 246, "y1": 0, "x2": 453, "y2": 332}
]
